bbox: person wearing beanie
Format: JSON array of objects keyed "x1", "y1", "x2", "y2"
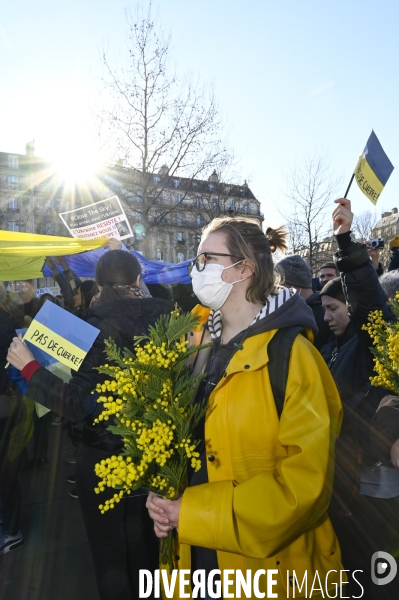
[
  {"x1": 319, "y1": 199, "x2": 399, "y2": 599},
  {"x1": 276, "y1": 255, "x2": 332, "y2": 349},
  {"x1": 276, "y1": 254, "x2": 313, "y2": 291},
  {"x1": 319, "y1": 277, "x2": 349, "y2": 337}
]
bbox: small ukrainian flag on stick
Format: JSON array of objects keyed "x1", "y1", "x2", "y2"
[{"x1": 345, "y1": 130, "x2": 394, "y2": 204}]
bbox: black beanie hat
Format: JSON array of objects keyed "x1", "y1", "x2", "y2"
[{"x1": 319, "y1": 277, "x2": 346, "y2": 304}]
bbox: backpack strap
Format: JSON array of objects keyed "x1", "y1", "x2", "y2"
[{"x1": 268, "y1": 326, "x2": 305, "y2": 418}]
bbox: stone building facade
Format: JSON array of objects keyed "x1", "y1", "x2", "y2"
[
  {"x1": 371, "y1": 208, "x2": 399, "y2": 269},
  {"x1": 0, "y1": 144, "x2": 263, "y2": 264}
]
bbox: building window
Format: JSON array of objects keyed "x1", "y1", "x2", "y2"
[
  {"x1": 177, "y1": 252, "x2": 184, "y2": 263},
  {"x1": 176, "y1": 193, "x2": 183, "y2": 204},
  {"x1": 194, "y1": 197, "x2": 201, "y2": 208},
  {"x1": 156, "y1": 192, "x2": 163, "y2": 204},
  {"x1": 208, "y1": 184, "x2": 214, "y2": 192},
  {"x1": 177, "y1": 232, "x2": 183, "y2": 242},
  {"x1": 8, "y1": 221, "x2": 19, "y2": 232},
  {"x1": 212, "y1": 200, "x2": 218, "y2": 211},
  {"x1": 8, "y1": 176, "x2": 18, "y2": 190},
  {"x1": 8, "y1": 198, "x2": 18, "y2": 211},
  {"x1": 156, "y1": 210, "x2": 167, "y2": 223},
  {"x1": 156, "y1": 250, "x2": 164, "y2": 261},
  {"x1": 243, "y1": 202, "x2": 249, "y2": 214},
  {"x1": 196, "y1": 215, "x2": 201, "y2": 227},
  {"x1": 8, "y1": 155, "x2": 19, "y2": 169},
  {"x1": 153, "y1": 176, "x2": 160, "y2": 183},
  {"x1": 177, "y1": 213, "x2": 183, "y2": 226},
  {"x1": 173, "y1": 179, "x2": 180, "y2": 188}
]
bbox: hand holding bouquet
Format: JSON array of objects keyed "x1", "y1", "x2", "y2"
[{"x1": 92, "y1": 308, "x2": 210, "y2": 569}]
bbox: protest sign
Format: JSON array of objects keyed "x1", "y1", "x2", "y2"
[
  {"x1": 345, "y1": 130, "x2": 394, "y2": 204},
  {"x1": 15, "y1": 327, "x2": 75, "y2": 417},
  {"x1": 59, "y1": 196, "x2": 133, "y2": 240},
  {"x1": 36, "y1": 286, "x2": 60, "y2": 297},
  {"x1": 24, "y1": 301, "x2": 100, "y2": 371}
]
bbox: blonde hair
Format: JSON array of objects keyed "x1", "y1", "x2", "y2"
[{"x1": 201, "y1": 217, "x2": 288, "y2": 303}]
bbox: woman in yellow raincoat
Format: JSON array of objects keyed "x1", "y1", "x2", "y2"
[{"x1": 147, "y1": 217, "x2": 346, "y2": 599}]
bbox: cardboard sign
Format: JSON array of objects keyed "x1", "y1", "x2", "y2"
[
  {"x1": 16, "y1": 327, "x2": 76, "y2": 417},
  {"x1": 59, "y1": 196, "x2": 133, "y2": 240},
  {"x1": 24, "y1": 301, "x2": 100, "y2": 371}
]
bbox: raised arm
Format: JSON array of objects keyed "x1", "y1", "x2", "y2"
[{"x1": 332, "y1": 199, "x2": 394, "y2": 334}]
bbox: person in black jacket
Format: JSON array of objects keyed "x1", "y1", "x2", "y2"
[
  {"x1": 7, "y1": 250, "x2": 174, "y2": 600},
  {"x1": 320, "y1": 199, "x2": 398, "y2": 599},
  {"x1": 0, "y1": 286, "x2": 24, "y2": 555}
]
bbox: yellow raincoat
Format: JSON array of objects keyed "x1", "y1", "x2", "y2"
[{"x1": 167, "y1": 307, "x2": 345, "y2": 599}]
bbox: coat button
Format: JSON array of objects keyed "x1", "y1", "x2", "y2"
[
  {"x1": 244, "y1": 364, "x2": 250, "y2": 369},
  {"x1": 208, "y1": 455, "x2": 215, "y2": 462}
]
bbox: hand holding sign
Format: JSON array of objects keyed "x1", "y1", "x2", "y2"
[
  {"x1": 7, "y1": 334, "x2": 34, "y2": 371},
  {"x1": 332, "y1": 198, "x2": 353, "y2": 236},
  {"x1": 8, "y1": 301, "x2": 100, "y2": 373},
  {"x1": 103, "y1": 237, "x2": 123, "y2": 251}
]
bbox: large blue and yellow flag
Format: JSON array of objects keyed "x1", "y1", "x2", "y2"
[
  {"x1": 354, "y1": 130, "x2": 394, "y2": 205},
  {"x1": 24, "y1": 300, "x2": 100, "y2": 371},
  {"x1": 0, "y1": 230, "x2": 108, "y2": 280}
]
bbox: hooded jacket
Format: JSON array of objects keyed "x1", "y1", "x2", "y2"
[
  {"x1": 320, "y1": 234, "x2": 395, "y2": 461},
  {"x1": 24, "y1": 297, "x2": 174, "y2": 452},
  {"x1": 167, "y1": 293, "x2": 344, "y2": 599}
]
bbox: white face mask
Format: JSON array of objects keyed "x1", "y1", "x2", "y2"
[{"x1": 191, "y1": 261, "x2": 248, "y2": 310}]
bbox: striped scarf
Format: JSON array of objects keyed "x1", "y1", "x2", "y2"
[{"x1": 207, "y1": 287, "x2": 296, "y2": 341}]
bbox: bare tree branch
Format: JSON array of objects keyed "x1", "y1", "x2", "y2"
[
  {"x1": 279, "y1": 151, "x2": 343, "y2": 272},
  {"x1": 96, "y1": 1, "x2": 237, "y2": 255}
]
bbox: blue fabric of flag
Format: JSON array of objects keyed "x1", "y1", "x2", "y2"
[
  {"x1": 42, "y1": 247, "x2": 193, "y2": 284},
  {"x1": 33, "y1": 301, "x2": 100, "y2": 352},
  {"x1": 365, "y1": 130, "x2": 394, "y2": 186}
]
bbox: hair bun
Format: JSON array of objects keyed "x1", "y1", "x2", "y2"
[{"x1": 265, "y1": 226, "x2": 289, "y2": 254}]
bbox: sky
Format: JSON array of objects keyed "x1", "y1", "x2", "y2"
[{"x1": 1, "y1": 0, "x2": 399, "y2": 229}]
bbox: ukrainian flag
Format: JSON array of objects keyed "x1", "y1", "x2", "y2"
[
  {"x1": 354, "y1": 130, "x2": 394, "y2": 205},
  {"x1": 24, "y1": 301, "x2": 100, "y2": 371}
]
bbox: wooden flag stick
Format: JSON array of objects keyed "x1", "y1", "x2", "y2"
[{"x1": 344, "y1": 173, "x2": 355, "y2": 199}]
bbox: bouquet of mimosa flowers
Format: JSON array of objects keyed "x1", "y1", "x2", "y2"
[
  {"x1": 362, "y1": 292, "x2": 399, "y2": 393},
  {"x1": 92, "y1": 308, "x2": 211, "y2": 570}
]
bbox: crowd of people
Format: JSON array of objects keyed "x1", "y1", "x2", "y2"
[{"x1": 2, "y1": 199, "x2": 399, "y2": 599}]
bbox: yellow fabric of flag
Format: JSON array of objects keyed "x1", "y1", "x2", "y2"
[
  {"x1": 0, "y1": 231, "x2": 107, "y2": 280},
  {"x1": 354, "y1": 153, "x2": 385, "y2": 205}
]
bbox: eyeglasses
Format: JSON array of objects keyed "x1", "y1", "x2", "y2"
[{"x1": 188, "y1": 252, "x2": 241, "y2": 275}]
